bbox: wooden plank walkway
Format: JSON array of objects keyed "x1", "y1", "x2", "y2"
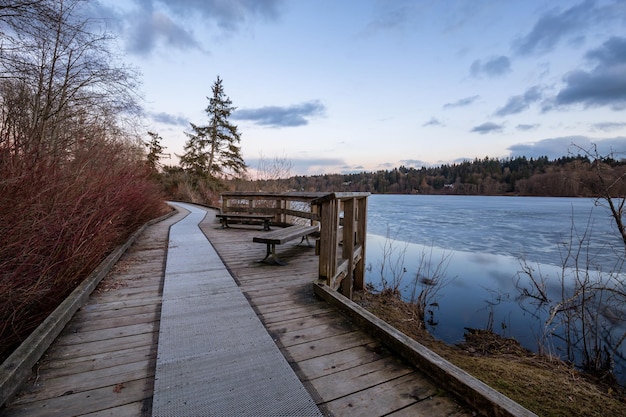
[
  {"x1": 1, "y1": 203, "x2": 475, "y2": 417},
  {"x1": 198, "y1": 209, "x2": 473, "y2": 416},
  {"x1": 0, "y1": 208, "x2": 186, "y2": 417}
]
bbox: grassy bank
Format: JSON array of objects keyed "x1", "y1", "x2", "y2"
[{"x1": 354, "y1": 291, "x2": 626, "y2": 417}]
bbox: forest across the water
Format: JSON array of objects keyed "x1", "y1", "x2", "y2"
[{"x1": 250, "y1": 155, "x2": 626, "y2": 196}]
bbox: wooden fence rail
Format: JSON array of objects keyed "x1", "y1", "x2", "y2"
[{"x1": 220, "y1": 191, "x2": 370, "y2": 298}]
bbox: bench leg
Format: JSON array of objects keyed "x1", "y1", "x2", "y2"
[
  {"x1": 297, "y1": 235, "x2": 313, "y2": 247},
  {"x1": 263, "y1": 219, "x2": 271, "y2": 231},
  {"x1": 259, "y1": 243, "x2": 287, "y2": 266},
  {"x1": 220, "y1": 218, "x2": 230, "y2": 229}
]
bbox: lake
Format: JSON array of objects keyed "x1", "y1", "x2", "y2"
[{"x1": 364, "y1": 194, "x2": 626, "y2": 382}]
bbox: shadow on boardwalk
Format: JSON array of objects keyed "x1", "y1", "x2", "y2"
[{"x1": 1, "y1": 203, "x2": 473, "y2": 417}]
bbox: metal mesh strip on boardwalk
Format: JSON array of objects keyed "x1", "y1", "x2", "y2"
[{"x1": 152, "y1": 202, "x2": 322, "y2": 417}]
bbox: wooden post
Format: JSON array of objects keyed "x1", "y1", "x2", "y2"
[
  {"x1": 341, "y1": 197, "x2": 356, "y2": 298},
  {"x1": 318, "y1": 197, "x2": 338, "y2": 287},
  {"x1": 354, "y1": 196, "x2": 368, "y2": 290}
]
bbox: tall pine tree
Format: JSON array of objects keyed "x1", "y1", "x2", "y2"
[{"x1": 179, "y1": 76, "x2": 246, "y2": 180}]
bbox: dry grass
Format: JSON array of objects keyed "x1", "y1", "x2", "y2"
[{"x1": 354, "y1": 290, "x2": 626, "y2": 417}]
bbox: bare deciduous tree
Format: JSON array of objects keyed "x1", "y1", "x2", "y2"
[{"x1": 0, "y1": 0, "x2": 140, "y2": 163}]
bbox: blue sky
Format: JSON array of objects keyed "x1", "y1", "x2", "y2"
[{"x1": 95, "y1": 0, "x2": 626, "y2": 176}]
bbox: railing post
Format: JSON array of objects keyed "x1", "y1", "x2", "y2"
[
  {"x1": 354, "y1": 196, "x2": 367, "y2": 290},
  {"x1": 318, "y1": 198, "x2": 338, "y2": 286},
  {"x1": 341, "y1": 197, "x2": 356, "y2": 298}
]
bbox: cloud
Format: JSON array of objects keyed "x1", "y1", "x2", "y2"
[
  {"x1": 585, "y1": 36, "x2": 626, "y2": 66},
  {"x1": 126, "y1": 10, "x2": 199, "y2": 55},
  {"x1": 513, "y1": 0, "x2": 596, "y2": 55},
  {"x1": 362, "y1": 3, "x2": 413, "y2": 35},
  {"x1": 400, "y1": 159, "x2": 430, "y2": 168},
  {"x1": 163, "y1": 0, "x2": 282, "y2": 32},
  {"x1": 471, "y1": 122, "x2": 503, "y2": 134},
  {"x1": 247, "y1": 156, "x2": 345, "y2": 176},
  {"x1": 110, "y1": 0, "x2": 282, "y2": 55},
  {"x1": 377, "y1": 162, "x2": 396, "y2": 170},
  {"x1": 232, "y1": 100, "x2": 325, "y2": 127},
  {"x1": 516, "y1": 124, "x2": 539, "y2": 131},
  {"x1": 443, "y1": 95, "x2": 479, "y2": 109},
  {"x1": 507, "y1": 136, "x2": 626, "y2": 159},
  {"x1": 470, "y1": 56, "x2": 511, "y2": 78},
  {"x1": 149, "y1": 111, "x2": 188, "y2": 126},
  {"x1": 592, "y1": 122, "x2": 626, "y2": 132},
  {"x1": 422, "y1": 117, "x2": 443, "y2": 127},
  {"x1": 554, "y1": 37, "x2": 626, "y2": 110},
  {"x1": 495, "y1": 86, "x2": 542, "y2": 116}
]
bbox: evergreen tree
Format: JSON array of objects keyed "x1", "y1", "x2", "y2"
[
  {"x1": 179, "y1": 76, "x2": 247, "y2": 180},
  {"x1": 145, "y1": 131, "x2": 165, "y2": 173}
]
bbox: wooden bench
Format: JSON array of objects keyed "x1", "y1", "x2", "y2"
[
  {"x1": 253, "y1": 224, "x2": 320, "y2": 265},
  {"x1": 216, "y1": 213, "x2": 274, "y2": 231}
]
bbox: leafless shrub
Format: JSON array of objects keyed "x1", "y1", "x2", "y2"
[
  {"x1": 366, "y1": 232, "x2": 454, "y2": 327},
  {"x1": 516, "y1": 210, "x2": 626, "y2": 380}
]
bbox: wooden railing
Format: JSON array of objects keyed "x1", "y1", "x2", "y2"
[
  {"x1": 312, "y1": 192, "x2": 369, "y2": 299},
  {"x1": 220, "y1": 191, "x2": 370, "y2": 299}
]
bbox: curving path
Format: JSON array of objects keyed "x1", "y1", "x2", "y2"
[{"x1": 152, "y1": 202, "x2": 321, "y2": 416}]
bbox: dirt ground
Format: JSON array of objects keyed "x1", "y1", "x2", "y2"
[{"x1": 353, "y1": 290, "x2": 626, "y2": 417}]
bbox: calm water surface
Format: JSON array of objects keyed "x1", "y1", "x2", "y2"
[{"x1": 365, "y1": 194, "x2": 626, "y2": 382}]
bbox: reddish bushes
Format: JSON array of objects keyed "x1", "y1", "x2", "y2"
[{"x1": 0, "y1": 139, "x2": 165, "y2": 361}]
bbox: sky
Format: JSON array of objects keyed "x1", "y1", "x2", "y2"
[{"x1": 92, "y1": 0, "x2": 626, "y2": 176}]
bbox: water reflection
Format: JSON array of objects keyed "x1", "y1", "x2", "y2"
[{"x1": 365, "y1": 233, "x2": 626, "y2": 384}]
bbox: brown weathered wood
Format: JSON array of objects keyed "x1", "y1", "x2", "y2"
[
  {"x1": 2, "y1": 378, "x2": 152, "y2": 417},
  {"x1": 36, "y1": 346, "x2": 155, "y2": 376},
  {"x1": 354, "y1": 196, "x2": 368, "y2": 290},
  {"x1": 341, "y1": 197, "x2": 355, "y2": 298},
  {"x1": 308, "y1": 357, "x2": 414, "y2": 402},
  {"x1": 215, "y1": 212, "x2": 274, "y2": 230},
  {"x1": 252, "y1": 224, "x2": 319, "y2": 264},
  {"x1": 324, "y1": 372, "x2": 437, "y2": 416},
  {"x1": 253, "y1": 225, "x2": 319, "y2": 245}
]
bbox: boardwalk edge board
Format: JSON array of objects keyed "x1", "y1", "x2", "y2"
[
  {"x1": 313, "y1": 282, "x2": 539, "y2": 417},
  {"x1": 0, "y1": 209, "x2": 176, "y2": 407}
]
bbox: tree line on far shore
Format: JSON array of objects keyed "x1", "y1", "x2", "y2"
[{"x1": 258, "y1": 154, "x2": 626, "y2": 197}]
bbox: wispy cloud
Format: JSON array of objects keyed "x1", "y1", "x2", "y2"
[
  {"x1": 508, "y1": 136, "x2": 626, "y2": 159},
  {"x1": 149, "y1": 111, "x2": 188, "y2": 126},
  {"x1": 233, "y1": 100, "x2": 326, "y2": 127},
  {"x1": 554, "y1": 36, "x2": 626, "y2": 110},
  {"x1": 443, "y1": 95, "x2": 479, "y2": 109},
  {"x1": 592, "y1": 121, "x2": 626, "y2": 132},
  {"x1": 471, "y1": 122, "x2": 503, "y2": 134},
  {"x1": 470, "y1": 56, "x2": 511, "y2": 78},
  {"x1": 516, "y1": 124, "x2": 539, "y2": 131},
  {"x1": 361, "y1": 3, "x2": 414, "y2": 35},
  {"x1": 422, "y1": 117, "x2": 443, "y2": 127},
  {"x1": 495, "y1": 86, "x2": 542, "y2": 116}
]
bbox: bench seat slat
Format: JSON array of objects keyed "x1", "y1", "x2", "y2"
[
  {"x1": 216, "y1": 213, "x2": 274, "y2": 231},
  {"x1": 253, "y1": 225, "x2": 319, "y2": 265},
  {"x1": 253, "y1": 225, "x2": 319, "y2": 245},
  {"x1": 216, "y1": 213, "x2": 274, "y2": 219}
]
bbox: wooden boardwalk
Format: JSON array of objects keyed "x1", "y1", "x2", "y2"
[
  {"x1": 199, "y1": 209, "x2": 472, "y2": 416},
  {"x1": 1, "y1": 204, "x2": 474, "y2": 417}
]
